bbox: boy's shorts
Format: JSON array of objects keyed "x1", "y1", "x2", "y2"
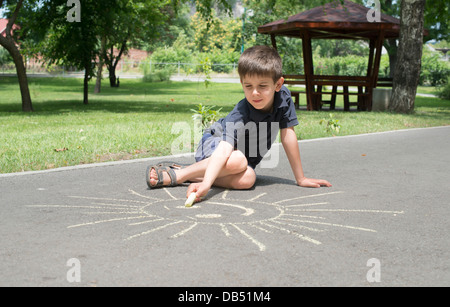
[
  {"x1": 194, "y1": 132, "x2": 222, "y2": 163},
  {"x1": 194, "y1": 132, "x2": 257, "y2": 170}
]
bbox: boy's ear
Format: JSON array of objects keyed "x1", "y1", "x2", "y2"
[{"x1": 275, "y1": 77, "x2": 285, "y2": 92}]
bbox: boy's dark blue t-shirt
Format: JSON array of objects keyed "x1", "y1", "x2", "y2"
[{"x1": 208, "y1": 85, "x2": 299, "y2": 168}]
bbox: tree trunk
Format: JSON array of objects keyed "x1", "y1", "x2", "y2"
[
  {"x1": 95, "y1": 36, "x2": 106, "y2": 94},
  {"x1": 384, "y1": 38, "x2": 398, "y2": 78},
  {"x1": 83, "y1": 64, "x2": 90, "y2": 105},
  {"x1": 109, "y1": 69, "x2": 118, "y2": 88},
  {"x1": 389, "y1": 0, "x2": 426, "y2": 114},
  {"x1": 0, "y1": 36, "x2": 33, "y2": 112},
  {"x1": 11, "y1": 46, "x2": 33, "y2": 112},
  {"x1": 106, "y1": 40, "x2": 127, "y2": 88}
]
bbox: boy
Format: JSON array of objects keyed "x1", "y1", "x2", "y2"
[{"x1": 147, "y1": 45, "x2": 331, "y2": 203}]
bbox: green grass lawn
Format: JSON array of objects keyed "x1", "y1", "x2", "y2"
[{"x1": 1, "y1": 76, "x2": 449, "y2": 174}]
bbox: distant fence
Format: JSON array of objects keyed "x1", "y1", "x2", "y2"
[{"x1": 0, "y1": 61, "x2": 240, "y2": 77}]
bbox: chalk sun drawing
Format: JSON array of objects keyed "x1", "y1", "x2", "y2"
[{"x1": 28, "y1": 188, "x2": 403, "y2": 252}]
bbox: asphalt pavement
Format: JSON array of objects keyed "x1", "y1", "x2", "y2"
[{"x1": 1, "y1": 126, "x2": 449, "y2": 287}]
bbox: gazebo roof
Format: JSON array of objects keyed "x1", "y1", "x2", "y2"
[{"x1": 258, "y1": 0, "x2": 401, "y2": 40}]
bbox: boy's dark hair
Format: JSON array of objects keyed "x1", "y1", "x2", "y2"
[{"x1": 238, "y1": 45, "x2": 283, "y2": 83}]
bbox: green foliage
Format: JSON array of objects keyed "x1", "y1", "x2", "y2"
[
  {"x1": 150, "y1": 45, "x2": 194, "y2": 68},
  {"x1": 320, "y1": 114, "x2": 341, "y2": 135},
  {"x1": 190, "y1": 9, "x2": 242, "y2": 53},
  {"x1": 191, "y1": 103, "x2": 223, "y2": 131},
  {"x1": 306, "y1": 55, "x2": 390, "y2": 77},
  {"x1": 142, "y1": 67, "x2": 173, "y2": 83},
  {"x1": 0, "y1": 47, "x2": 13, "y2": 65},
  {"x1": 420, "y1": 50, "x2": 450, "y2": 86},
  {"x1": 438, "y1": 77, "x2": 450, "y2": 100},
  {"x1": 199, "y1": 57, "x2": 212, "y2": 88}
]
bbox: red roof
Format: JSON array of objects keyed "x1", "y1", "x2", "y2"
[
  {"x1": 258, "y1": 0, "x2": 402, "y2": 39},
  {"x1": 0, "y1": 18, "x2": 20, "y2": 37},
  {"x1": 0, "y1": 19, "x2": 8, "y2": 35}
]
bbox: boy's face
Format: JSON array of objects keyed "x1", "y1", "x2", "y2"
[{"x1": 241, "y1": 75, "x2": 284, "y2": 113}]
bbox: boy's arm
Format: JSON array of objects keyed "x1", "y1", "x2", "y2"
[
  {"x1": 187, "y1": 140, "x2": 234, "y2": 201},
  {"x1": 202, "y1": 140, "x2": 234, "y2": 188},
  {"x1": 280, "y1": 127, "x2": 332, "y2": 188}
]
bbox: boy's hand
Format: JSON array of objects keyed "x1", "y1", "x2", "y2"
[
  {"x1": 297, "y1": 177, "x2": 332, "y2": 188},
  {"x1": 186, "y1": 182, "x2": 210, "y2": 203}
]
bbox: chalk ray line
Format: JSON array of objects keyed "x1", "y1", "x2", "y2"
[
  {"x1": 69, "y1": 196, "x2": 149, "y2": 204},
  {"x1": 206, "y1": 201, "x2": 255, "y2": 216},
  {"x1": 163, "y1": 188, "x2": 177, "y2": 200},
  {"x1": 82, "y1": 211, "x2": 141, "y2": 215},
  {"x1": 171, "y1": 223, "x2": 198, "y2": 238},
  {"x1": 271, "y1": 219, "x2": 323, "y2": 232},
  {"x1": 221, "y1": 190, "x2": 229, "y2": 200},
  {"x1": 247, "y1": 193, "x2": 267, "y2": 202},
  {"x1": 231, "y1": 224, "x2": 266, "y2": 252},
  {"x1": 129, "y1": 218, "x2": 164, "y2": 226},
  {"x1": 221, "y1": 224, "x2": 231, "y2": 237},
  {"x1": 285, "y1": 202, "x2": 329, "y2": 208},
  {"x1": 293, "y1": 219, "x2": 377, "y2": 232},
  {"x1": 28, "y1": 205, "x2": 134, "y2": 210},
  {"x1": 274, "y1": 191, "x2": 344, "y2": 204},
  {"x1": 291, "y1": 209, "x2": 405, "y2": 214},
  {"x1": 67, "y1": 216, "x2": 148, "y2": 228},
  {"x1": 281, "y1": 213, "x2": 326, "y2": 220},
  {"x1": 125, "y1": 221, "x2": 183, "y2": 241},
  {"x1": 259, "y1": 221, "x2": 322, "y2": 245},
  {"x1": 91, "y1": 202, "x2": 141, "y2": 209},
  {"x1": 128, "y1": 189, "x2": 163, "y2": 201},
  {"x1": 249, "y1": 223, "x2": 272, "y2": 233}
]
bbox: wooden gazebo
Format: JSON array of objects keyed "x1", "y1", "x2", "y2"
[{"x1": 258, "y1": 0, "x2": 401, "y2": 111}]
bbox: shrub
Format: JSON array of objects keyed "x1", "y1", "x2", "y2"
[
  {"x1": 437, "y1": 77, "x2": 450, "y2": 100},
  {"x1": 420, "y1": 51, "x2": 450, "y2": 86},
  {"x1": 150, "y1": 45, "x2": 193, "y2": 71},
  {"x1": 142, "y1": 66, "x2": 173, "y2": 83},
  {"x1": 194, "y1": 49, "x2": 239, "y2": 73}
]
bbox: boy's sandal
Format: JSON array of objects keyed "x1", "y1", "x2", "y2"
[
  {"x1": 154, "y1": 161, "x2": 187, "y2": 170},
  {"x1": 146, "y1": 164, "x2": 178, "y2": 189}
]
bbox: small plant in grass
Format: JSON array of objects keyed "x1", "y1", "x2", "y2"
[
  {"x1": 191, "y1": 103, "x2": 222, "y2": 131},
  {"x1": 200, "y1": 57, "x2": 212, "y2": 88},
  {"x1": 320, "y1": 113, "x2": 341, "y2": 135}
]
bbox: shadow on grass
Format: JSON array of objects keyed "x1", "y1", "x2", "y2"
[
  {"x1": 0, "y1": 99, "x2": 236, "y2": 115},
  {"x1": 0, "y1": 77, "x2": 240, "y2": 115}
]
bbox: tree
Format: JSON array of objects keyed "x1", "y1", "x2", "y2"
[
  {"x1": 100, "y1": 0, "x2": 169, "y2": 89},
  {"x1": 389, "y1": 0, "x2": 427, "y2": 113},
  {"x1": 96, "y1": 0, "x2": 232, "y2": 90},
  {"x1": 379, "y1": 0, "x2": 448, "y2": 77},
  {"x1": 43, "y1": 0, "x2": 107, "y2": 104},
  {"x1": 0, "y1": 0, "x2": 33, "y2": 112}
]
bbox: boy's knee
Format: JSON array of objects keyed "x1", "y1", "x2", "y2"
[
  {"x1": 236, "y1": 169, "x2": 256, "y2": 190},
  {"x1": 225, "y1": 150, "x2": 248, "y2": 174}
]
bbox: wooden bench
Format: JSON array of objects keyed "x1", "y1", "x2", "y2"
[
  {"x1": 376, "y1": 77, "x2": 393, "y2": 88},
  {"x1": 284, "y1": 75, "x2": 393, "y2": 111},
  {"x1": 283, "y1": 74, "x2": 306, "y2": 109},
  {"x1": 311, "y1": 75, "x2": 372, "y2": 111}
]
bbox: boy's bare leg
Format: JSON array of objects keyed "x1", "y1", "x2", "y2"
[
  {"x1": 211, "y1": 166, "x2": 256, "y2": 190},
  {"x1": 148, "y1": 150, "x2": 252, "y2": 188}
]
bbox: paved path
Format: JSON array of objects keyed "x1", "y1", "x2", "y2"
[{"x1": 1, "y1": 126, "x2": 449, "y2": 287}]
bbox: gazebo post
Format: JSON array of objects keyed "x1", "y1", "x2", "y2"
[
  {"x1": 258, "y1": 1, "x2": 402, "y2": 112},
  {"x1": 367, "y1": 39, "x2": 375, "y2": 79},
  {"x1": 367, "y1": 31, "x2": 385, "y2": 111},
  {"x1": 372, "y1": 31, "x2": 385, "y2": 88},
  {"x1": 270, "y1": 34, "x2": 278, "y2": 50},
  {"x1": 301, "y1": 30, "x2": 316, "y2": 111}
]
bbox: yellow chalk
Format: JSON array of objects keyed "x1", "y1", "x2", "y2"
[{"x1": 185, "y1": 192, "x2": 196, "y2": 207}]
